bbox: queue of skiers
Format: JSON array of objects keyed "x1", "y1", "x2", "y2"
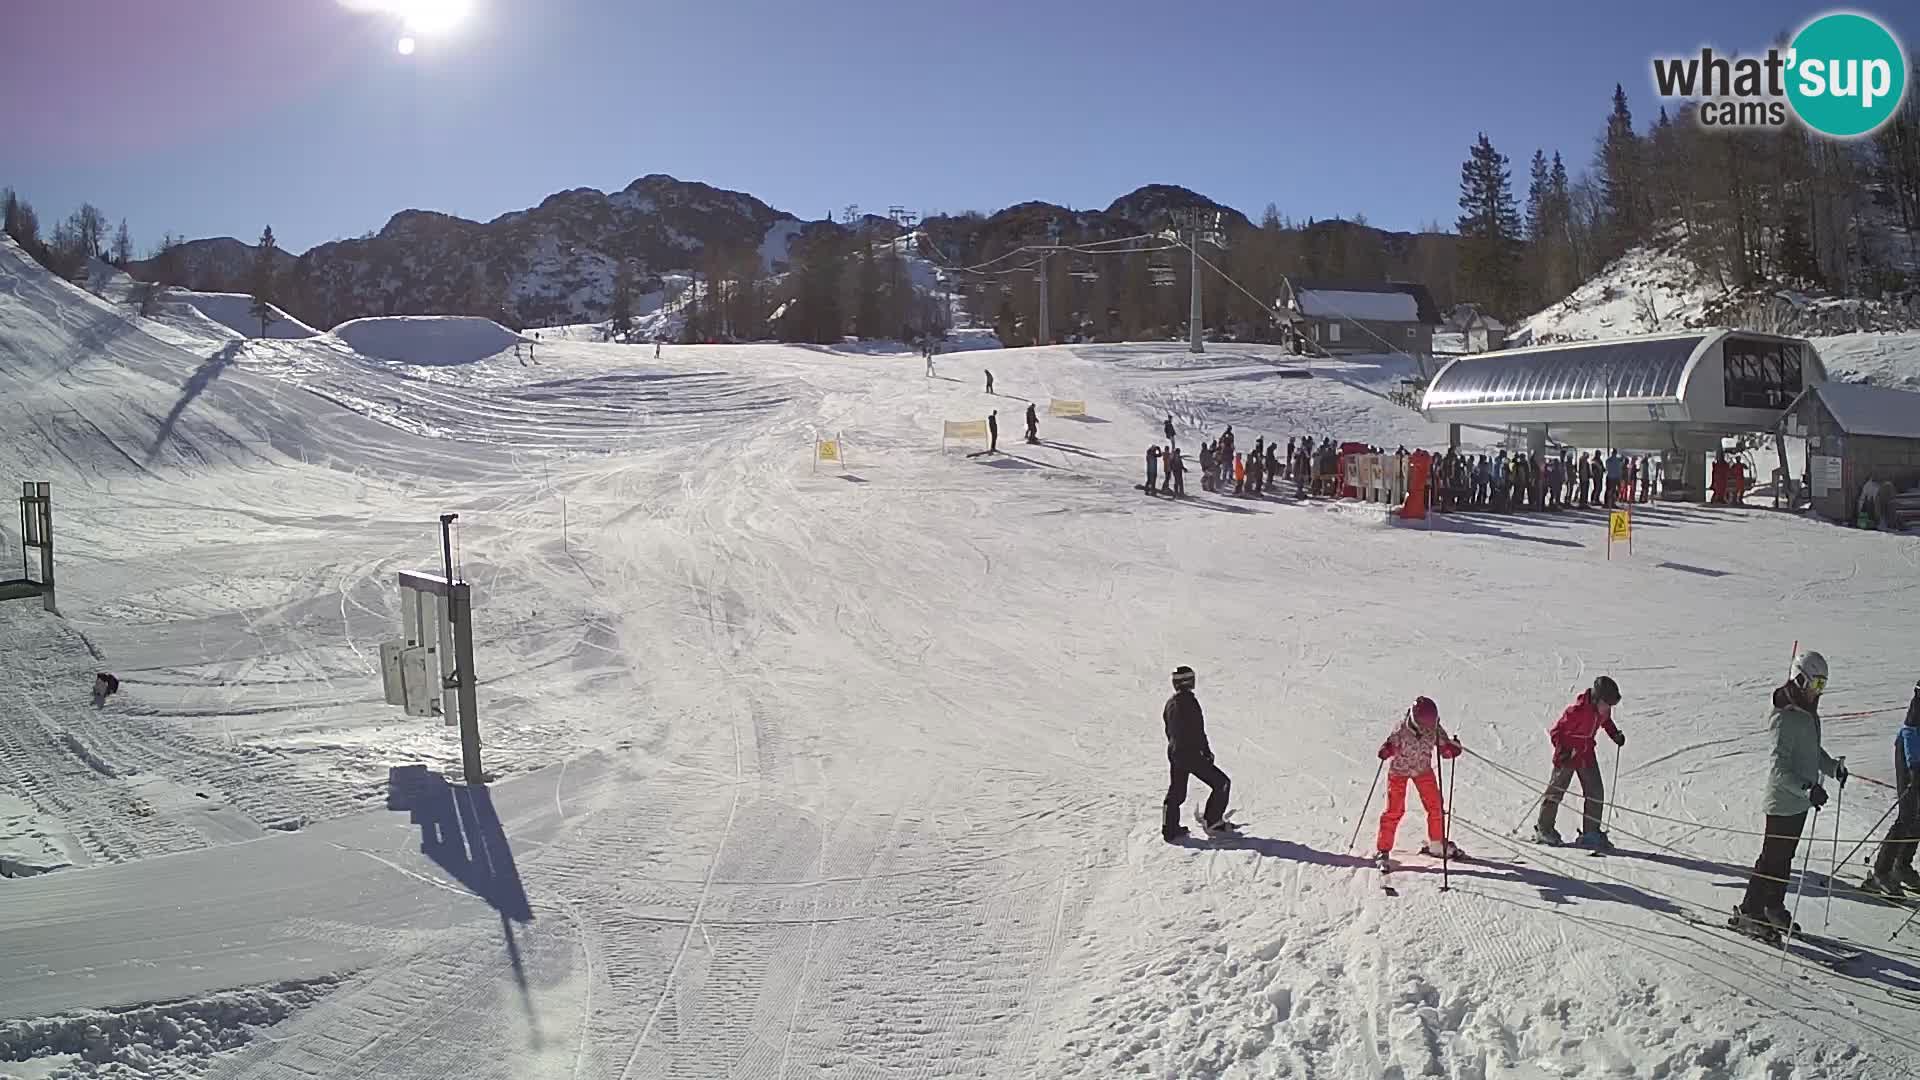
[
  {"x1": 1427, "y1": 447, "x2": 1661, "y2": 513},
  {"x1": 1158, "y1": 652, "x2": 1920, "y2": 944},
  {"x1": 1147, "y1": 426, "x2": 1354, "y2": 500}
]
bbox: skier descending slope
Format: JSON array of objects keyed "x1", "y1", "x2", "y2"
[
  {"x1": 1731, "y1": 650, "x2": 1847, "y2": 942},
  {"x1": 1374, "y1": 696, "x2": 1463, "y2": 868},
  {"x1": 1535, "y1": 676, "x2": 1626, "y2": 849},
  {"x1": 1864, "y1": 681, "x2": 1920, "y2": 898},
  {"x1": 1162, "y1": 665, "x2": 1235, "y2": 841}
]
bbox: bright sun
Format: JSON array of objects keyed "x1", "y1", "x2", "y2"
[
  {"x1": 395, "y1": 0, "x2": 471, "y2": 34},
  {"x1": 397, "y1": 36, "x2": 416, "y2": 55}
]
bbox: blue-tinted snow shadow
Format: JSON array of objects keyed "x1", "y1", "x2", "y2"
[
  {"x1": 147, "y1": 339, "x2": 244, "y2": 464},
  {"x1": 1658, "y1": 561, "x2": 1732, "y2": 578},
  {"x1": 1060, "y1": 414, "x2": 1110, "y2": 424},
  {"x1": 837, "y1": 473, "x2": 869, "y2": 484},
  {"x1": 1423, "y1": 517, "x2": 1586, "y2": 549},
  {"x1": 388, "y1": 765, "x2": 537, "y2": 1028}
]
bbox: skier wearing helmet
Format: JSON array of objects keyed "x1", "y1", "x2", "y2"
[
  {"x1": 1162, "y1": 665, "x2": 1233, "y2": 841},
  {"x1": 1534, "y1": 676, "x2": 1627, "y2": 849},
  {"x1": 1374, "y1": 696, "x2": 1463, "y2": 867},
  {"x1": 1733, "y1": 651, "x2": 1847, "y2": 941}
]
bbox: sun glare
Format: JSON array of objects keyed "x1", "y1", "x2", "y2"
[
  {"x1": 397, "y1": 36, "x2": 417, "y2": 55},
  {"x1": 396, "y1": 0, "x2": 472, "y2": 34}
]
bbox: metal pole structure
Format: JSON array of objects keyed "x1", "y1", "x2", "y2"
[
  {"x1": 1347, "y1": 760, "x2": 1386, "y2": 852},
  {"x1": 450, "y1": 578, "x2": 483, "y2": 785},
  {"x1": 1037, "y1": 254, "x2": 1050, "y2": 346},
  {"x1": 1188, "y1": 232, "x2": 1204, "y2": 354}
]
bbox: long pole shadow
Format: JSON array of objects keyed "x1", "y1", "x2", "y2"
[{"x1": 388, "y1": 765, "x2": 538, "y2": 1036}]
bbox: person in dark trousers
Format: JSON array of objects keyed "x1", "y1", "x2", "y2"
[
  {"x1": 1025, "y1": 403, "x2": 1039, "y2": 444},
  {"x1": 1161, "y1": 445, "x2": 1175, "y2": 494},
  {"x1": 1145, "y1": 445, "x2": 1160, "y2": 495},
  {"x1": 1199, "y1": 442, "x2": 1215, "y2": 492},
  {"x1": 1164, "y1": 414, "x2": 1176, "y2": 445},
  {"x1": 1168, "y1": 446, "x2": 1186, "y2": 497},
  {"x1": 1535, "y1": 676, "x2": 1626, "y2": 848},
  {"x1": 985, "y1": 369, "x2": 994, "y2": 395},
  {"x1": 987, "y1": 410, "x2": 998, "y2": 452},
  {"x1": 1865, "y1": 681, "x2": 1920, "y2": 897},
  {"x1": 1162, "y1": 665, "x2": 1232, "y2": 840},
  {"x1": 1265, "y1": 443, "x2": 1280, "y2": 490},
  {"x1": 1734, "y1": 651, "x2": 1845, "y2": 939}
]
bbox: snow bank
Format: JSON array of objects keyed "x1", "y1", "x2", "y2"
[
  {"x1": 759, "y1": 219, "x2": 807, "y2": 272},
  {"x1": 175, "y1": 291, "x2": 319, "y2": 340},
  {"x1": 327, "y1": 316, "x2": 526, "y2": 365},
  {"x1": 1812, "y1": 331, "x2": 1920, "y2": 389},
  {"x1": 1516, "y1": 242, "x2": 1709, "y2": 342}
]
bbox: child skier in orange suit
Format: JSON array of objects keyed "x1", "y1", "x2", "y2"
[{"x1": 1375, "y1": 696, "x2": 1463, "y2": 865}]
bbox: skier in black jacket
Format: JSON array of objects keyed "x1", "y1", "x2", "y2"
[{"x1": 1163, "y1": 665, "x2": 1233, "y2": 841}]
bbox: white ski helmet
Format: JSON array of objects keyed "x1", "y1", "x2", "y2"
[{"x1": 1791, "y1": 650, "x2": 1829, "y2": 694}]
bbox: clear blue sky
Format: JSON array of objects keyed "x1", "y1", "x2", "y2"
[{"x1": 6, "y1": 0, "x2": 1915, "y2": 255}]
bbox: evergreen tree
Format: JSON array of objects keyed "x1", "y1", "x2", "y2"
[
  {"x1": 1525, "y1": 150, "x2": 1550, "y2": 241},
  {"x1": 854, "y1": 234, "x2": 882, "y2": 338},
  {"x1": 1456, "y1": 133, "x2": 1523, "y2": 317},
  {"x1": 249, "y1": 226, "x2": 278, "y2": 335},
  {"x1": 1598, "y1": 84, "x2": 1645, "y2": 257},
  {"x1": 610, "y1": 264, "x2": 635, "y2": 341},
  {"x1": 110, "y1": 218, "x2": 133, "y2": 267}
]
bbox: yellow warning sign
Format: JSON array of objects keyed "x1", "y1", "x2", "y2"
[
  {"x1": 816, "y1": 439, "x2": 840, "y2": 463},
  {"x1": 1609, "y1": 510, "x2": 1631, "y2": 541}
]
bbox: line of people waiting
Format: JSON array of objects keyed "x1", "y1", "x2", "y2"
[{"x1": 1426, "y1": 447, "x2": 1661, "y2": 513}]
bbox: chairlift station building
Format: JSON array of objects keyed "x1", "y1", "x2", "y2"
[{"x1": 1419, "y1": 329, "x2": 1827, "y2": 501}]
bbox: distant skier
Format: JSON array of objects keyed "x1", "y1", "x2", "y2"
[
  {"x1": 1145, "y1": 445, "x2": 1160, "y2": 495},
  {"x1": 1168, "y1": 445, "x2": 1186, "y2": 497},
  {"x1": 987, "y1": 410, "x2": 999, "y2": 453},
  {"x1": 1198, "y1": 442, "x2": 1215, "y2": 493},
  {"x1": 1162, "y1": 665, "x2": 1233, "y2": 841},
  {"x1": 1264, "y1": 443, "x2": 1280, "y2": 488},
  {"x1": 1025, "y1": 403, "x2": 1039, "y2": 444},
  {"x1": 985, "y1": 369, "x2": 994, "y2": 395},
  {"x1": 91, "y1": 672, "x2": 120, "y2": 707},
  {"x1": 654, "y1": 339, "x2": 662, "y2": 359},
  {"x1": 1234, "y1": 453, "x2": 1246, "y2": 495},
  {"x1": 1164, "y1": 414, "x2": 1176, "y2": 445},
  {"x1": 1534, "y1": 676, "x2": 1626, "y2": 848},
  {"x1": 1374, "y1": 696, "x2": 1463, "y2": 866},
  {"x1": 1863, "y1": 680, "x2": 1920, "y2": 898},
  {"x1": 926, "y1": 347, "x2": 935, "y2": 377},
  {"x1": 1733, "y1": 651, "x2": 1846, "y2": 941},
  {"x1": 1161, "y1": 446, "x2": 1175, "y2": 494}
]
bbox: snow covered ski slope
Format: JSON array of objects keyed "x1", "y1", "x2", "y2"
[{"x1": 4, "y1": 232, "x2": 1920, "y2": 1078}]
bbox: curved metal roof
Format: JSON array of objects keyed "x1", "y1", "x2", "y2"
[{"x1": 1423, "y1": 333, "x2": 1709, "y2": 411}]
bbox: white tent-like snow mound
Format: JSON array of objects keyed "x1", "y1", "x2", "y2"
[
  {"x1": 176, "y1": 291, "x2": 319, "y2": 340},
  {"x1": 327, "y1": 315, "x2": 527, "y2": 365}
]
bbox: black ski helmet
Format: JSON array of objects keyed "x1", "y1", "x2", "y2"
[
  {"x1": 1592, "y1": 675, "x2": 1622, "y2": 706},
  {"x1": 1171, "y1": 665, "x2": 1196, "y2": 691}
]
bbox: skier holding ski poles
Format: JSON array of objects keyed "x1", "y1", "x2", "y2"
[
  {"x1": 1373, "y1": 696, "x2": 1462, "y2": 867},
  {"x1": 1863, "y1": 679, "x2": 1920, "y2": 898},
  {"x1": 1534, "y1": 676, "x2": 1626, "y2": 849},
  {"x1": 1162, "y1": 665, "x2": 1234, "y2": 841},
  {"x1": 1731, "y1": 650, "x2": 1846, "y2": 942}
]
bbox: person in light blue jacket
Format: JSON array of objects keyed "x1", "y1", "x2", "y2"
[
  {"x1": 1733, "y1": 651, "x2": 1847, "y2": 938},
  {"x1": 1866, "y1": 681, "x2": 1920, "y2": 897}
]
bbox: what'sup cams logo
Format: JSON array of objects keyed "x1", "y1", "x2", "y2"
[{"x1": 1652, "y1": 11, "x2": 1908, "y2": 137}]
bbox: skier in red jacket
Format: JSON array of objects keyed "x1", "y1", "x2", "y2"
[
  {"x1": 1374, "y1": 696, "x2": 1463, "y2": 867},
  {"x1": 1535, "y1": 676, "x2": 1625, "y2": 848}
]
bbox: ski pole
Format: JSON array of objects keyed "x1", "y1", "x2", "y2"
[
  {"x1": 1832, "y1": 779, "x2": 1910, "y2": 875},
  {"x1": 1825, "y1": 771, "x2": 1845, "y2": 928},
  {"x1": 1442, "y1": 751, "x2": 1457, "y2": 893},
  {"x1": 1348, "y1": 760, "x2": 1385, "y2": 853},
  {"x1": 1789, "y1": 805, "x2": 1820, "y2": 944},
  {"x1": 1605, "y1": 742, "x2": 1621, "y2": 832}
]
